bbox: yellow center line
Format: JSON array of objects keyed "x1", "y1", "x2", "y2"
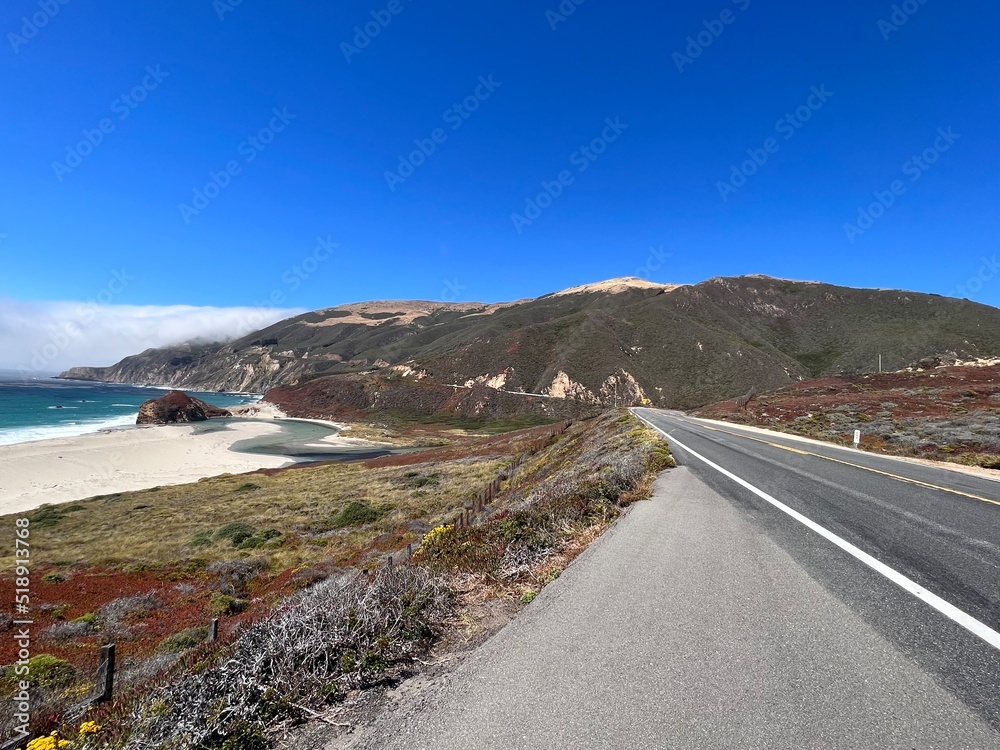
[{"x1": 668, "y1": 417, "x2": 1000, "y2": 508}]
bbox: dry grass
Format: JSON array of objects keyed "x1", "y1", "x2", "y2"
[
  {"x1": 3, "y1": 413, "x2": 674, "y2": 749},
  {"x1": 1, "y1": 457, "x2": 506, "y2": 572}
]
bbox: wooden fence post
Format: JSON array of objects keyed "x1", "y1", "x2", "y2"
[
  {"x1": 94, "y1": 643, "x2": 115, "y2": 705},
  {"x1": 206, "y1": 618, "x2": 219, "y2": 643}
]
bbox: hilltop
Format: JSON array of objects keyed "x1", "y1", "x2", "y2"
[{"x1": 61, "y1": 275, "x2": 1000, "y2": 410}]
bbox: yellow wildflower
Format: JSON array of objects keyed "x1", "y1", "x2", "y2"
[
  {"x1": 25, "y1": 732, "x2": 71, "y2": 750},
  {"x1": 418, "y1": 524, "x2": 454, "y2": 552}
]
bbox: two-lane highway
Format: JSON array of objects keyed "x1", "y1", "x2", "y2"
[
  {"x1": 634, "y1": 408, "x2": 1000, "y2": 731},
  {"x1": 354, "y1": 409, "x2": 1000, "y2": 749}
]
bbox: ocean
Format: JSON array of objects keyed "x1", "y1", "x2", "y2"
[{"x1": 0, "y1": 374, "x2": 259, "y2": 447}]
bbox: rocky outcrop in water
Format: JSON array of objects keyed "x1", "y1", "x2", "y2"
[{"x1": 136, "y1": 391, "x2": 231, "y2": 425}]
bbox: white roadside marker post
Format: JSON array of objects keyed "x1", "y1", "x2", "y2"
[{"x1": 853, "y1": 429, "x2": 861, "y2": 450}]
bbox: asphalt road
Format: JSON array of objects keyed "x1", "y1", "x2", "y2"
[{"x1": 352, "y1": 409, "x2": 1000, "y2": 749}]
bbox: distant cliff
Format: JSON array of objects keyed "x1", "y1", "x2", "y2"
[{"x1": 59, "y1": 276, "x2": 1000, "y2": 409}]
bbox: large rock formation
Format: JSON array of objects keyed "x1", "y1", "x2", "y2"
[{"x1": 136, "y1": 391, "x2": 231, "y2": 425}]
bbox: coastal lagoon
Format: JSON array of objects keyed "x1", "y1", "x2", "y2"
[
  {"x1": 0, "y1": 376, "x2": 403, "y2": 514},
  {"x1": 221, "y1": 419, "x2": 398, "y2": 462}
]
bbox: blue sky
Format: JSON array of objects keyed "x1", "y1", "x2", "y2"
[{"x1": 1, "y1": 1, "x2": 998, "y2": 367}]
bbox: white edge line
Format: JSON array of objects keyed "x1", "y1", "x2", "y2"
[
  {"x1": 634, "y1": 410, "x2": 1000, "y2": 652},
  {"x1": 686, "y1": 413, "x2": 1000, "y2": 486}
]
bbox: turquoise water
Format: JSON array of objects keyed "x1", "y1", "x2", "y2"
[{"x1": 0, "y1": 373, "x2": 259, "y2": 446}]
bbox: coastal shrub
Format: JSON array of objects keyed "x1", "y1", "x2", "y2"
[
  {"x1": 41, "y1": 572, "x2": 65, "y2": 584},
  {"x1": 210, "y1": 594, "x2": 248, "y2": 617},
  {"x1": 207, "y1": 559, "x2": 268, "y2": 597},
  {"x1": 331, "y1": 501, "x2": 382, "y2": 528},
  {"x1": 30, "y1": 505, "x2": 67, "y2": 528},
  {"x1": 220, "y1": 724, "x2": 268, "y2": 750},
  {"x1": 157, "y1": 627, "x2": 209, "y2": 654},
  {"x1": 234, "y1": 482, "x2": 261, "y2": 493},
  {"x1": 416, "y1": 411, "x2": 671, "y2": 581},
  {"x1": 5, "y1": 654, "x2": 77, "y2": 688},
  {"x1": 956, "y1": 452, "x2": 1000, "y2": 470},
  {"x1": 190, "y1": 531, "x2": 214, "y2": 547},
  {"x1": 99, "y1": 592, "x2": 162, "y2": 636},
  {"x1": 289, "y1": 567, "x2": 329, "y2": 589},
  {"x1": 404, "y1": 472, "x2": 441, "y2": 488},
  {"x1": 44, "y1": 617, "x2": 95, "y2": 641},
  {"x1": 213, "y1": 522, "x2": 257, "y2": 546},
  {"x1": 40, "y1": 603, "x2": 70, "y2": 620},
  {"x1": 110, "y1": 568, "x2": 448, "y2": 749}
]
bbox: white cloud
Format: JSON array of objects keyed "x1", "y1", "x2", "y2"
[{"x1": 0, "y1": 299, "x2": 304, "y2": 373}]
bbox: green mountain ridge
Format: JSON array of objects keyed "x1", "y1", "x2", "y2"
[{"x1": 60, "y1": 276, "x2": 1000, "y2": 409}]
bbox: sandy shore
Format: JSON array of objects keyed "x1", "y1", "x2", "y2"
[{"x1": 0, "y1": 421, "x2": 298, "y2": 517}]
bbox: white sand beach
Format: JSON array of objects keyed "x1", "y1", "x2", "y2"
[{"x1": 0, "y1": 421, "x2": 297, "y2": 517}]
